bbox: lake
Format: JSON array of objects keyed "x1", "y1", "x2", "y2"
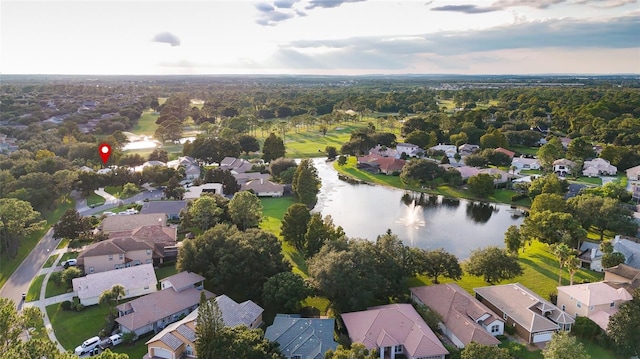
[{"x1": 312, "y1": 158, "x2": 524, "y2": 259}]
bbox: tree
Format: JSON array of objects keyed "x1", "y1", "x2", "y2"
[
  {"x1": 528, "y1": 174, "x2": 568, "y2": 199},
  {"x1": 608, "y1": 288, "x2": 640, "y2": 357},
  {"x1": 465, "y1": 246, "x2": 523, "y2": 284},
  {"x1": 415, "y1": 248, "x2": 462, "y2": 284},
  {"x1": 520, "y1": 210, "x2": 586, "y2": 247},
  {"x1": 543, "y1": 331, "x2": 590, "y2": 359},
  {"x1": 292, "y1": 159, "x2": 321, "y2": 208},
  {"x1": 530, "y1": 193, "x2": 567, "y2": 214},
  {"x1": 567, "y1": 194, "x2": 637, "y2": 240},
  {"x1": 196, "y1": 291, "x2": 225, "y2": 359},
  {"x1": 337, "y1": 155, "x2": 347, "y2": 166},
  {"x1": 602, "y1": 252, "x2": 626, "y2": 269},
  {"x1": 467, "y1": 173, "x2": 495, "y2": 197},
  {"x1": 566, "y1": 136, "x2": 595, "y2": 160},
  {"x1": 269, "y1": 158, "x2": 297, "y2": 179},
  {"x1": 60, "y1": 267, "x2": 82, "y2": 288},
  {"x1": 228, "y1": 191, "x2": 262, "y2": 230},
  {"x1": 325, "y1": 343, "x2": 378, "y2": 359},
  {"x1": 400, "y1": 159, "x2": 444, "y2": 186},
  {"x1": 52, "y1": 208, "x2": 91, "y2": 241},
  {"x1": 325, "y1": 146, "x2": 338, "y2": 160},
  {"x1": 263, "y1": 272, "x2": 311, "y2": 312},
  {"x1": 163, "y1": 176, "x2": 185, "y2": 200},
  {"x1": 280, "y1": 203, "x2": 311, "y2": 251},
  {"x1": 262, "y1": 133, "x2": 285, "y2": 162},
  {"x1": 551, "y1": 243, "x2": 575, "y2": 285},
  {"x1": 0, "y1": 198, "x2": 44, "y2": 260},
  {"x1": 188, "y1": 195, "x2": 225, "y2": 231},
  {"x1": 148, "y1": 149, "x2": 169, "y2": 163},
  {"x1": 205, "y1": 168, "x2": 240, "y2": 195},
  {"x1": 237, "y1": 134, "x2": 260, "y2": 154},
  {"x1": 537, "y1": 137, "x2": 564, "y2": 171},
  {"x1": 120, "y1": 182, "x2": 138, "y2": 198},
  {"x1": 504, "y1": 225, "x2": 523, "y2": 255},
  {"x1": 461, "y1": 342, "x2": 511, "y2": 359},
  {"x1": 213, "y1": 326, "x2": 284, "y2": 359},
  {"x1": 98, "y1": 284, "x2": 126, "y2": 318},
  {"x1": 305, "y1": 213, "x2": 344, "y2": 258},
  {"x1": 566, "y1": 255, "x2": 581, "y2": 285}
]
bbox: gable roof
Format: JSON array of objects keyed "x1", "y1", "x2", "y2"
[
  {"x1": 161, "y1": 271, "x2": 205, "y2": 292},
  {"x1": 605, "y1": 263, "x2": 640, "y2": 283},
  {"x1": 101, "y1": 213, "x2": 166, "y2": 233},
  {"x1": 265, "y1": 314, "x2": 338, "y2": 359},
  {"x1": 77, "y1": 240, "x2": 126, "y2": 261},
  {"x1": 375, "y1": 157, "x2": 406, "y2": 172},
  {"x1": 474, "y1": 283, "x2": 573, "y2": 334},
  {"x1": 140, "y1": 201, "x2": 188, "y2": 217},
  {"x1": 116, "y1": 287, "x2": 214, "y2": 332},
  {"x1": 215, "y1": 294, "x2": 263, "y2": 327},
  {"x1": 557, "y1": 282, "x2": 632, "y2": 307},
  {"x1": 495, "y1": 147, "x2": 515, "y2": 158},
  {"x1": 341, "y1": 303, "x2": 448, "y2": 358},
  {"x1": 146, "y1": 309, "x2": 198, "y2": 347},
  {"x1": 613, "y1": 237, "x2": 640, "y2": 269},
  {"x1": 242, "y1": 179, "x2": 284, "y2": 193},
  {"x1": 410, "y1": 284, "x2": 502, "y2": 346},
  {"x1": 72, "y1": 263, "x2": 157, "y2": 300}
]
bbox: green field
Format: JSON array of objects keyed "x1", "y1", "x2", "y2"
[
  {"x1": 43, "y1": 254, "x2": 59, "y2": 268},
  {"x1": 85, "y1": 192, "x2": 105, "y2": 207},
  {"x1": 155, "y1": 265, "x2": 178, "y2": 280},
  {"x1": 26, "y1": 274, "x2": 45, "y2": 301},
  {"x1": 0, "y1": 196, "x2": 74, "y2": 290},
  {"x1": 131, "y1": 109, "x2": 160, "y2": 136},
  {"x1": 510, "y1": 144, "x2": 540, "y2": 156},
  {"x1": 45, "y1": 277, "x2": 69, "y2": 298}
]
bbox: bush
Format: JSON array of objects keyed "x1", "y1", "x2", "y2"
[
  {"x1": 122, "y1": 332, "x2": 136, "y2": 344},
  {"x1": 573, "y1": 316, "x2": 602, "y2": 340},
  {"x1": 510, "y1": 193, "x2": 528, "y2": 201},
  {"x1": 60, "y1": 301, "x2": 72, "y2": 311},
  {"x1": 549, "y1": 292, "x2": 557, "y2": 305},
  {"x1": 74, "y1": 303, "x2": 85, "y2": 312},
  {"x1": 50, "y1": 271, "x2": 62, "y2": 286},
  {"x1": 504, "y1": 324, "x2": 515, "y2": 335}
]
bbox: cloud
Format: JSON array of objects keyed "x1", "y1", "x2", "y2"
[
  {"x1": 274, "y1": 0, "x2": 298, "y2": 8},
  {"x1": 151, "y1": 32, "x2": 180, "y2": 47},
  {"x1": 575, "y1": 0, "x2": 638, "y2": 8},
  {"x1": 431, "y1": 4, "x2": 499, "y2": 13},
  {"x1": 305, "y1": 0, "x2": 366, "y2": 10},
  {"x1": 255, "y1": 2, "x2": 275, "y2": 12},
  {"x1": 491, "y1": 0, "x2": 566, "y2": 9},
  {"x1": 256, "y1": 10, "x2": 296, "y2": 26}
]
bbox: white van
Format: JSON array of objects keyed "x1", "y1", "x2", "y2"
[
  {"x1": 99, "y1": 333, "x2": 123, "y2": 349},
  {"x1": 75, "y1": 336, "x2": 100, "y2": 355}
]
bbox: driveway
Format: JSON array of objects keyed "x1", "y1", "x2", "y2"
[{"x1": 0, "y1": 228, "x2": 60, "y2": 309}]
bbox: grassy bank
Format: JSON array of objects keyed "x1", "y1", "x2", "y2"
[
  {"x1": 334, "y1": 156, "x2": 532, "y2": 207},
  {"x1": 26, "y1": 274, "x2": 45, "y2": 301},
  {"x1": 0, "y1": 196, "x2": 74, "y2": 289}
]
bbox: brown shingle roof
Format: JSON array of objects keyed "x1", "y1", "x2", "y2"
[
  {"x1": 77, "y1": 240, "x2": 125, "y2": 261},
  {"x1": 410, "y1": 284, "x2": 502, "y2": 347},
  {"x1": 101, "y1": 213, "x2": 166, "y2": 233},
  {"x1": 161, "y1": 271, "x2": 205, "y2": 292}
]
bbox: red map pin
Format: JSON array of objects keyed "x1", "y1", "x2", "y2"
[{"x1": 99, "y1": 143, "x2": 112, "y2": 164}]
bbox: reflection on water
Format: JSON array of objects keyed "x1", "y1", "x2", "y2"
[{"x1": 312, "y1": 158, "x2": 524, "y2": 259}]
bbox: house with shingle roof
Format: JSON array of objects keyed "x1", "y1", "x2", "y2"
[
  {"x1": 241, "y1": 178, "x2": 284, "y2": 197},
  {"x1": 410, "y1": 284, "x2": 503, "y2": 348},
  {"x1": 72, "y1": 263, "x2": 157, "y2": 306},
  {"x1": 511, "y1": 156, "x2": 541, "y2": 170},
  {"x1": 215, "y1": 294, "x2": 263, "y2": 329},
  {"x1": 341, "y1": 303, "x2": 449, "y2": 359},
  {"x1": 220, "y1": 157, "x2": 253, "y2": 173},
  {"x1": 139, "y1": 200, "x2": 187, "y2": 220},
  {"x1": 474, "y1": 283, "x2": 574, "y2": 344},
  {"x1": 553, "y1": 158, "x2": 576, "y2": 176},
  {"x1": 160, "y1": 271, "x2": 204, "y2": 292},
  {"x1": 583, "y1": 158, "x2": 617, "y2": 177},
  {"x1": 557, "y1": 282, "x2": 632, "y2": 331},
  {"x1": 604, "y1": 263, "x2": 640, "y2": 292},
  {"x1": 116, "y1": 278, "x2": 214, "y2": 338},
  {"x1": 265, "y1": 314, "x2": 338, "y2": 359},
  {"x1": 495, "y1": 147, "x2": 515, "y2": 159},
  {"x1": 100, "y1": 213, "x2": 167, "y2": 233},
  {"x1": 611, "y1": 235, "x2": 640, "y2": 269}
]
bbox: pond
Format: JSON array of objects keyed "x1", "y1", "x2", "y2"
[{"x1": 312, "y1": 158, "x2": 524, "y2": 259}]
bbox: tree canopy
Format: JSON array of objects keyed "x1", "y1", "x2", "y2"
[{"x1": 464, "y1": 246, "x2": 523, "y2": 284}]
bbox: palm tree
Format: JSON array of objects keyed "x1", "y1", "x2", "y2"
[
  {"x1": 566, "y1": 256, "x2": 581, "y2": 285},
  {"x1": 552, "y1": 243, "x2": 574, "y2": 285},
  {"x1": 99, "y1": 284, "x2": 126, "y2": 318}
]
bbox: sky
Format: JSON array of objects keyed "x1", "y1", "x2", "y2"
[{"x1": 1, "y1": 0, "x2": 639, "y2": 75}]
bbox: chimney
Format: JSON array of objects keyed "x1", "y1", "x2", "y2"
[{"x1": 260, "y1": 178, "x2": 264, "y2": 185}]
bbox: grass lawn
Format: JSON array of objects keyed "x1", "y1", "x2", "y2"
[
  {"x1": 579, "y1": 337, "x2": 619, "y2": 359},
  {"x1": 43, "y1": 254, "x2": 59, "y2": 268},
  {"x1": 46, "y1": 302, "x2": 112, "y2": 351},
  {"x1": 334, "y1": 157, "x2": 532, "y2": 207},
  {"x1": 56, "y1": 238, "x2": 70, "y2": 250},
  {"x1": 26, "y1": 274, "x2": 45, "y2": 301},
  {"x1": 104, "y1": 185, "x2": 122, "y2": 197},
  {"x1": 572, "y1": 177, "x2": 603, "y2": 186},
  {"x1": 60, "y1": 251, "x2": 79, "y2": 262},
  {"x1": 0, "y1": 196, "x2": 74, "y2": 290},
  {"x1": 519, "y1": 169, "x2": 544, "y2": 175},
  {"x1": 499, "y1": 339, "x2": 543, "y2": 359},
  {"x1": 85, "y1": 192, "x2": 105, "y2": 207},
  {"x1": 45, "y1": 279, "x2": 70, "y2": 298},
  {"x1": 302, "y1": 296, "x2": 331, "y2": 316},
  {"x1": 510, "y1": 144, "x2": 540, "y2": 156},
  {"x1": 131, "y1": 109, "x2": 159, "y2": 137},
  {"x1": 155, "y1": 265, "x2": 178, "y2": 280}
]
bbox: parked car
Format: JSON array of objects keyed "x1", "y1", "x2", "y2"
[
  {"x1": 103, "y1": 211, "x2": 115, "y2": 216},
  {"x1": 75, "y1": 336, "x2": 100, "y2": 355},
  {"x1": 99, "y1": 333, "x2": 123, "y2": 350},
  {"x1": 61, "y1": 259, "x2": 77, "y2": 267}
]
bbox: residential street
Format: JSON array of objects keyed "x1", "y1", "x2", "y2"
[{"x1": 75, "y1": 187, "x2": 164, "y2": 216}]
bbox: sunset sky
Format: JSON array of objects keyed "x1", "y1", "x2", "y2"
[{"x1": 1, "y1": 0, "x2": 639, "y2": 75}]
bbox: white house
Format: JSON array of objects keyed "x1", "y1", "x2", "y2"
[
  {"x1": 626, "y1": 164, "x2": 640, "y2": 193},
  {"x1": 396, "y1": 143, "x2": 422, "y2": 158},
  {"x1": 183, "y1": 183, "x2": 223, "y2": 199},
  {"x1": 511, "y1": 156, "x2": 541, "y2": 171},
  {"x1": 553, "y1": 159, "x2": 576, "y2": 176},
  {"x1": 429, "y1": 144, "x2": 458, "y2": 158},
  {"x1": 583, "y1": 158, "x2": 617, "y2": 177},
  {"x1": 241, "y1": 179, "x2": 285, "y2": 197},
  {"x1": 72, "y1": 263, "x2": 158, "y2": 306}
]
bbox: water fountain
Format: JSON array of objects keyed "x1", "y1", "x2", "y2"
[{"x1": 396, "y1": 200, "x2": 426, "y2": 229}]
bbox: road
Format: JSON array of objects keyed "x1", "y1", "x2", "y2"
[
  {"x1": 77, "y1": 188, "x2": 165, "y2": 216},
  {"x1": 0, "y1": 228, "x2": 59, "y2": 309}
]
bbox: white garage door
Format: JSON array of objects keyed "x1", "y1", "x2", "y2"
[
  {"x1": 533, "y1": 331, "x2": 553, "y2": 343},
  {"x1": 152, "y1": 347, "x2": 173, "y2": 359}
]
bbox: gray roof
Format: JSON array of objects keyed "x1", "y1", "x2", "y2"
[
  {"x1": 159, "y1": 332, "x2": 183, "y2": 350},
  {"x1": 265, "y1": 315, "x2": 338, "y2": 359},
  {"x1": 175, "y1": 324, "x2": 196, "y2": 342},
  {"x1": 613, "y1": 238, "x2": 640, "y2": 269},
  {"x1": 72, "y1": 263, "x2": 157, "y2": 300},
  {"x1": 146, "y1": 309, "x2": 198, "y2": 346},
  {"x1": 140, "y1": 201, "x2": 187, "y2": 216},
  {"x1": 101, "y1": 213, "x2": 166, "y2": 233},
  {"x1": 215, "y1": 294, "x2": 263, "y2": 327},
  {"x1": 161, "y1": 271, "x2": 205, "y2": 292}
]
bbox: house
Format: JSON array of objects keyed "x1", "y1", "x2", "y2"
[
  {"x1": 583, "y1": 158, "x2": 617, "y2": 177},
  {"x1": 429, "y1": 144, "x2": 457, "y2": 158},
  {"x1": 139, "y1": 200, "x2": 187, "y2": 220},
  {"x1": 167, "y1": 156, "x2": 201, "y2": 180},
  {"x1": 474, "y1": 283, "x2": 574, "y2": 344},
  {"x1": 478, "y1": 167, "x2": 512, "y2": 184},
  {"x1": 375, "y1": 157, "x2": 406, "y2": 175},
  {"x1": 144, "y1": 309, "x2": 198, "y2": 359},
  {"x1": 559, "y1": 137, "x2": 572, "y2": 149},
  {"x1": 135, "y1": 160, "x2": 167, "y2": 172},
  {"x1": 100, "y1": 213, "x2": 167, "y2": 234},
  {"x1": 604, "y1": 264, "x2": 640, "y2": 292},
  {"x1": 456, "y1": 166, "x2": 481, "y2": 180},
  {"x1": 578, "y1": 241, "x2": 604, "y2": 272},
  {"x1": 611, "y1": 235, "x2": 640, "y2": 269},
  {"x1": 410, "y1": 284, "x2": 503, "y2": 348},
  {"x1": 215, "y1": 294, "x2": 264, "y2": 329},
  {"x1": 183, "y1": 183, "x2": 223, "y2": 199},
  {"x1": 553, "y1": 159, "x2": 576, "y2": 176},
  {"x1": 72, "y1": 263, "x2": 157, "y2": 306},
  {"x1": 556, "y1": 282, "x2": 632, "y2": 330},
  {"x1": 626, "y1": 164, "x2": 640, "y2": 193},
  {"x1": 160, "y1": 271, "x2": 205, "y2": 292},
  {"x1": 511, "y1": 156, "x2": 541, "y2": 171},
  {"x1": 369, "y1": 144, "x2": 398, "y2": 158},
  {"x1": 458, "y1": 144, "x2": 480, "y2": 156},
  {"x1": 396, "y1": 143, "x2": 422, "y2": 158},
  {"x1": 495, "y1": 147, "x2": 515, "y2": 159},
  {"x1": 220, "y1": 157, "x2": 252, "y2": 173},
  {"x1": 341, "y1": 303, "x2": 449, "y2": 359},
  {"x1": 116, "y1": 275, "x2": 215, "y2": 337},
  {"x1": 265, "y1": 314, "x2": 338, "y2": 359},
  {"x1": 79, "y1": 166, "x2": 94, "y2": 172},
  {"x1": 241, "y1": 178, "x2": 284, "y2": 197},
  {"x1": 232, "y1": 171, "x2": 271, "y2": 185},
  {"x1": 79, "y1": 225, "x2": 177, "y2": 273}
]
